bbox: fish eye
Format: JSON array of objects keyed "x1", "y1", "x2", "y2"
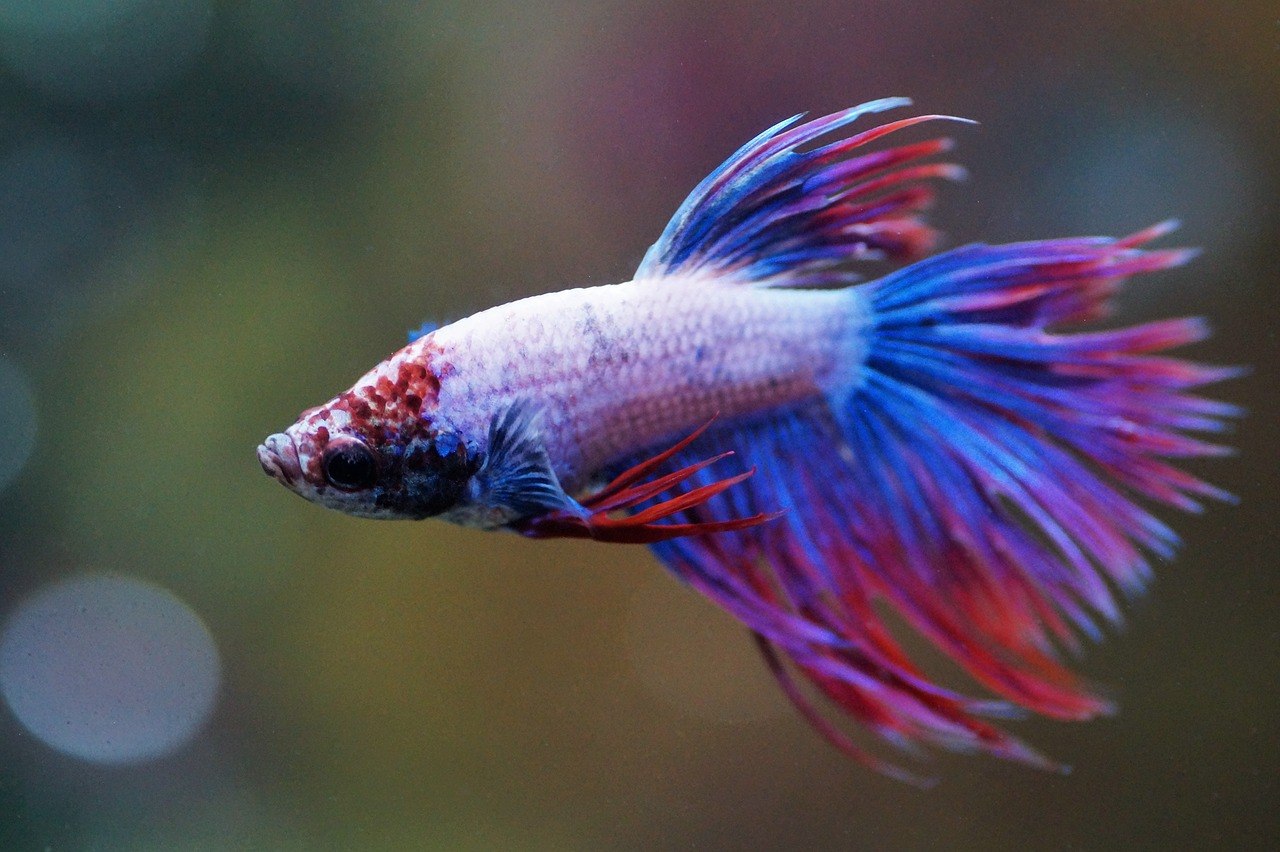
[{"x1": 322, "y1": 437, "x2": 377, "y2": 491}]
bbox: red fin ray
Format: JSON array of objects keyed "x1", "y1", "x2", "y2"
[
  {"x1": 632, "y1": 407, "x2": 1101, "y2": 768},
  {"x1": 514, "y1": 418, "x2": 778, "y2": 544}
]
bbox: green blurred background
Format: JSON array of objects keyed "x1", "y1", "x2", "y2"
[{"x1": 0, "y1": 1, "x2": 1276, "y2": 849}]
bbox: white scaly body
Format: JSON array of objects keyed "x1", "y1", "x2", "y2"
[{"x1": 418, "y1": 276, "x2": 869, "y2": 491}]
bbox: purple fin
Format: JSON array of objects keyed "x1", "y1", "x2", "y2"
[
  {"x1": 621, "y1": 226, "x2": 1237, "y2": 776},
  {"x1": 635, "y1": 97, "x2": 972, "y2": 285},
  {"x1": 634, "y1": 406, "x2": 1070, "y2": 775}
]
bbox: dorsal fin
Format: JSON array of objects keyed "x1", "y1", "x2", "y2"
[{"x1": 635, "y1": 97, "x2": 973, "y2": 287}]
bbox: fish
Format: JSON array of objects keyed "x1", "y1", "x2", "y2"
[{"x1": 257, "y1": 97, "x2": 1239, "y2": 781}]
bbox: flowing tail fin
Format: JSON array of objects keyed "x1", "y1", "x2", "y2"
[
  {"x1": 534, "y1": 100, "x2": 1238, "y2": 777},
  {"x1": 830, "y1": 223, "x2": 1240, "y2": 701},
  {"x1": 626, "y1": 225, "x2": 1237, "y2": 779}
]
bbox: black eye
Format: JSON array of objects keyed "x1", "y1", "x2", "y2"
[{"x1": 322, "y1": 437, "x2": 377, "y2": 490}]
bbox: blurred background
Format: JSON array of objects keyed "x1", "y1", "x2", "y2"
[{"x1": 0, "y1": 1, "x2": 1275, "y2": 849}]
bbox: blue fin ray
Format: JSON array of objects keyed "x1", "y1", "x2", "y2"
[
  {"x1": 472, "y1": 401, "x2": 577, "y2": 519},
  {"x1": 636, "y1": 98, "x2": 971, "y2": 284},
  {"x1": 407, "y1": 319, "x2": 440, "y2": 343},
  {"x1": 613, "y1": 229, "x2": 1236, "y2": 774},
  {"x1": 612, "y1": 404, "x2": 1071, "y2": 772}
]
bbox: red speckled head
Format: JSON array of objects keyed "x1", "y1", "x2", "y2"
[{"x1": 257, "y1": 337, "x2": 480, "y2": 519}]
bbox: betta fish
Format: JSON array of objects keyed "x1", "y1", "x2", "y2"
[{"x1": 257, "y1": 98, "x2": 1238, "y2": 781}]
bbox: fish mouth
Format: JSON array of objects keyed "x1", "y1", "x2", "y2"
[{"x1": 257, "y1": 433, "x2": 302, "y2": 486}]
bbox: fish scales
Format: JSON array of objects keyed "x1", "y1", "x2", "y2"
[{"x1": 420, "y1": 278, "x2": 866, "y2": 490}]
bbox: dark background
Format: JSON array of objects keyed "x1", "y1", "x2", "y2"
[{"x1": 0, "y1": 1, "x2": 1275, "y2": 848}]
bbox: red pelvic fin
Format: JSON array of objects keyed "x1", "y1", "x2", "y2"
[{"x1": 515, "y1": 419, "x2": 780, "y2": 544}]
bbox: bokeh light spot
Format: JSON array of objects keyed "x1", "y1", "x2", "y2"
[
  {"x1": 0, "y1": 573, "x2": 220, "y2": 764},
  {"x1": 0, "y1": 356, "x2": 37, "y2": 492}
]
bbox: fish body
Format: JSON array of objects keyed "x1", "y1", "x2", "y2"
[
  {"x1": 258, "y1": 98, "x2": 1237, "y2": 780},
  {"x1": 426, "y1": 277, "x2": 864, "y2": 492}
]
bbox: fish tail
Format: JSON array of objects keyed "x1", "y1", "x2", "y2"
[
  {"x1": 633, "y1": 224, "x2": 1237, "y2": 773},
  {"x1": 856, "y1": 223, "x2": 1236, "y2": 535},
  {"x1": 819, "y1": 223, "x2": 1239, "y2": 710},
  {"x1": 613, "y1": 102, "x2": 1239, "y2": 772}
]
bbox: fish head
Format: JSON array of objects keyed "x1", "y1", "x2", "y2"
[{"x1": 257, "y1": 345, "x2": 480, "y2": 519}]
